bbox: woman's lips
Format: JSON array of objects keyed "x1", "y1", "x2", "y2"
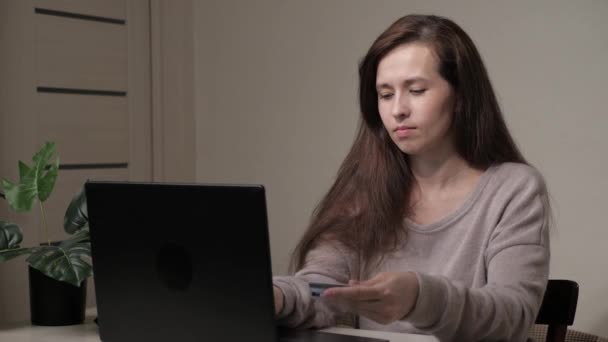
[{"x1": 395, "y1": 126, "x2": 415, "y2": 138}]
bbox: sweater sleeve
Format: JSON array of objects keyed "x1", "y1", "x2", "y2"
[
  {"x1": 404, "y1": 169, "x2": 550, "y2": 341},
  {"x1": 273, "y1": 241, "x2": 354, "y2": 329}
]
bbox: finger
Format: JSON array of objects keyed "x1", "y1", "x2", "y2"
[
  {"x1": 353, "y1": 300, "x2": 385, "y2": 315},
  {"x1": 322, "y1": 285, "x2": 383, "y2": 302},
  {"x1": 357, "y1": 274, "x2": 387, "y2": 287},
  {"x1": 354, "y1": 299, "x2": 389, "y2": 314},
  {"x1": 324, "y1": 297, "x2": 357, "y2": 314},
  {"x1": 321, "y1": 295, "x2": 383, "y2": 316},
  {"x1": 320, "y1": 292, "x2": 360, "y2": 314}
]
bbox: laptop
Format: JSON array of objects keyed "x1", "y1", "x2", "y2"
[{"x1": 86, "y1": 181, "x2": 387, "y2": 342}]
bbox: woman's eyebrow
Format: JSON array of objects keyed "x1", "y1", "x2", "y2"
[{"x1": 376, "y1": 77, "x2": 428, "y2": 91}]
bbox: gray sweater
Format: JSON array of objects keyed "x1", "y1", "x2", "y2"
[{"x1": 273, "y1": 162, "x2": 550, "y2": 342}]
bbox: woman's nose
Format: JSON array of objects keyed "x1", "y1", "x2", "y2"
[{"x1": 391, "y1": 94, "x2": 410, "y2": 119}]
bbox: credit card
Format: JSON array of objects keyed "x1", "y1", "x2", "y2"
[{"x1": 309, "y1": 282, "x2": 346, "y2": 297}]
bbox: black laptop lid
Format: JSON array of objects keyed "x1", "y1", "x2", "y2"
[{"x1": 86, "y1": 181, "x2": 277, "y2": 342}]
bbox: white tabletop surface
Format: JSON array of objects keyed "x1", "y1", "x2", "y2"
[
  {"x1": 322, "y1": 327, "x2": 439, "y2": 342},
  {"x1": 0, "y1": 308, "x2": 439, "y2": 342}
]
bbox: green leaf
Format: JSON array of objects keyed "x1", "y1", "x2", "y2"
[
  {"x1": 63, "y1": 227, "x2": 90, "y2": 245},
  {"x1": 32, "y1": 142, "x2": 59, "y2": 202},
  {"x1": 26, "y1": 229, "x2": 92, "y2": 287},
  {"x1": 38, "y1": 157, "x2": 59, "y2": 202},
  {"x1": 0, "y1": 247, "x2": 32, "y2": 262},
  {"x1": 1, "y1": 142, "x2": 59, "y2": 212},
  {"x1": 18, "y1": 161, "x2": 34, "y2": 182},
  {"x1": 0, "y1": 221, "x2": 23, "y2": 249},
  {"x1": 0, "y1": 221, "x2": 30, "y2": 262},
  {"x1": 1, "y1": 179, "x2": 37, "y2": 212},
  {"x1": 32, "y1": 142, "x2": 56, "y2": 166},
  {"x1": 64, "y1": 187, "x2": 88, "y2": 235}
]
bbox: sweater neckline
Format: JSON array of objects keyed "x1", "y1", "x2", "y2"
[{"x1": 404, "y1": 164, "x2": 497, "y2": 234}]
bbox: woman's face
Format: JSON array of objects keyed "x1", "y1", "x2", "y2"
[{"x1": 376, "y1": 43, "x2": 456, "y2": 157}]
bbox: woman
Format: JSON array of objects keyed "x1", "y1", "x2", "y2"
[{"x1": 273, "y1": 14, "x2": 550, "y2": 342}]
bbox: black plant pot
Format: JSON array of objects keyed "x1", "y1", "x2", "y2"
[{"x1": 28, "y1": 266, "x2": 87, "y2": 326}]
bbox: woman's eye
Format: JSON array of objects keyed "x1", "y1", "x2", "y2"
[
  {"x1": 410, "y1": 89, "x2": 427, "y2": 95},
  {"x1": 378, "y1": 93, "x2": 393, "y2": 100}
]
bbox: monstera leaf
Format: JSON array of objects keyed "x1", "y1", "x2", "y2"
[
  {"x1": 0, "y1": 221, "x2": 22, "y2": 248},
  {"x1": 0, "y1": 221, "x2": 32, "y2": 262},
  {"x1": 26, "y1": 229, "x2": 92, "y2": 287},
  {"x1": 64, "y1": 188, "x2": 88, "y2": 234},
  {"x1": 1, "y1": 142, "x2": 59, "y2": 212},
  {"x1": 1, "y1": 142, "x2": 93, "y2": 286}
]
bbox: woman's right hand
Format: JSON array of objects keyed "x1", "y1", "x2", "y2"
[{"x1": 273, "y1": 285, "x2": 284, "y2": 315}]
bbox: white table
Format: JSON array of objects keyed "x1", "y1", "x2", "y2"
[
  {"x1": 0, "y1": 309, "x2": 438, "y2": 342},
  {"x1": 323, "y1": 327, "x2": 439, "y2": 342}
]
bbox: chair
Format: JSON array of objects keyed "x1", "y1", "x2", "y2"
[{"x1": 533, "y1": 279, "x2": 579, "y2": 342}]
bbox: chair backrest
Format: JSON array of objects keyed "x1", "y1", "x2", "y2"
[{"x1": 535, "y1": 279, "x2": 579, "y2": 342}]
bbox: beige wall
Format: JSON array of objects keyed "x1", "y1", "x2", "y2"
[{"x1": 193, "y1": 0, "x2": 608, "y2": 336}]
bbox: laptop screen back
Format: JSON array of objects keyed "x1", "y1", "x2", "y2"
[{"x1": 86, "y1": 181, "x2": 277, "y2": 342}]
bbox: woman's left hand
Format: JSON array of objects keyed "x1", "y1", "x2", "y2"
[{"x1": 321, "y1": 271, "x2": 419, "y2": 325}]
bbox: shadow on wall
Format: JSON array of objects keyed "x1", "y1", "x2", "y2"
[
  {"x1": 591, "y1": 287, "x2": 608, "y2": 340},
  {"x1": 591, "y1": 294, "x2": 608, "y2": 338}
]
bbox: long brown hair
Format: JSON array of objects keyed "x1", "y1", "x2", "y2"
[{"x1": 290, "y1": 14, "x2": 528, "y2": 274}]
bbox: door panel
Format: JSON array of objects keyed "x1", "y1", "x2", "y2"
[
  {"x1": 35, "y1": 0, "x2": 126, "y2": 20},
  {"x1": 37, "y1": 93, "x2": 129, "y2": 164},
  {"x1": 36, "y1": 13, "x2": 127, "y2": 90}
]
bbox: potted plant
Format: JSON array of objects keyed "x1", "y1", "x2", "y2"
[{"x1": 0, "y1": 142, "x2": 91, "y2": 326}]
